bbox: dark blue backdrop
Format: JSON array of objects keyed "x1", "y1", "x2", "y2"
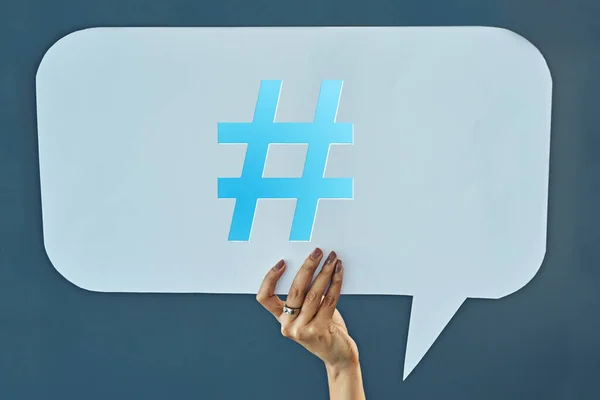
[{"x1": 1, "y1": 0, "x2": 599, "y2": 399}]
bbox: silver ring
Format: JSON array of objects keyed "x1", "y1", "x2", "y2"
[{"x1": 283, "y1": 304, "x2": 301, "y2": 316}]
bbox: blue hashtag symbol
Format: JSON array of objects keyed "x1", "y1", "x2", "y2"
[{"x1": 217, "y1": 80, "x2": 354, "y2": 242}]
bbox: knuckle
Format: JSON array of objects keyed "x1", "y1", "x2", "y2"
[
  {"x1": 280, "y1": 325, "x2": 291, "y2": 338},
  {"x1": 322, "y1": 294, "x2": 337, "y2": 308},
  {"x1": 295, "y1": 326, "x2": 313, "y2": 340},
  {"x1": 294, "y1": 328, "x2": 306, "y2": 340},
  {"x1": 328, "y1": 323, "x2": 337, "y2": 335},
  {"x1": 305, "y1": 290, "x2": 319, "y2": 303},
  {"x1": 287, "y1": 285, "x2": 302, "y2": 299},
  {"x1": 255, "y1": 293, "x2": 266, "y2": 303},
  {"x1": 304, "y1": 325, "x2": 326, "y2": 341},
  {"x1": 290, "y1": 327, "x2": 302, "y2": 339},
  {"x1": 305, "y1": 325, "x2": 318, "y2": 337}
]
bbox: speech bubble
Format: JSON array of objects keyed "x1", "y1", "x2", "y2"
[{"x1": 36, "y1": 27, "x2": 552, "y2": 379}]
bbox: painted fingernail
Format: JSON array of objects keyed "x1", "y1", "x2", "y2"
[
  {"x1": 326, "y1": 251, "x2": 337, "y2": 264},
  {"x1": 310, "y1": 247, "x2": 322, "y2": 259},
  {"x1": 273, "y1": 260, "x2": 285, "y2": 270},
  {"x1": 335, "y1": 260, "x2": 342, "y2": 273}
]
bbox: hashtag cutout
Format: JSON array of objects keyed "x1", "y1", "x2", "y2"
[{"x1": 217, "y1": 80, "x2": 354, "y2": 242}]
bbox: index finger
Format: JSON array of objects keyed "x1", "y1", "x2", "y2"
[{"x1": 256, "y1": 259, "x2": 286, "y2": 320}]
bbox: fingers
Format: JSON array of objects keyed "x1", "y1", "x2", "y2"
[
  {"x1": 256, "y1": 259, "x2": 286, "y2": 320},
  {"x1": 314, "y1": 259, "x2": 344, "y2": 323},
  {"x1": 256, "y1": 249, "x2": 344, "y2": 334},
  {"x1": 284, "y1": 248, "x2": 323, "y2": 309},
  {"x1": 295, "y1": 251, "x2": 339, "y2": 325}
]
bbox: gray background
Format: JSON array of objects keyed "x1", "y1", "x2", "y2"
[{"x1": 0, "y1": 0, "x2": 598, "y2": 399}]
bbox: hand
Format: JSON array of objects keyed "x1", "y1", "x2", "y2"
[{"x1": 256, "y1": 248, "x2": 360, "y2": 373}]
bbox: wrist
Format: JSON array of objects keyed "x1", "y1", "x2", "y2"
[
  {"x1": 325, "y1": 358, "x2": 361, "y2": 380},
  {"x1": 325, "y1": 359, "x2": 366, "y2": 400}
]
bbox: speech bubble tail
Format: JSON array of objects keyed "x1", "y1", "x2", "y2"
[{"x1": 403, "y1": 294, "x2": 466, "y2": 380}]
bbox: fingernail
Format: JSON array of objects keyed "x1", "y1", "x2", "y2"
[
  {"x1": 326, "y1": 251, "x2": 337, "y2": 264},
  {"x1": 273, "y1": 260, "x2": 285, "y2": 270},
  {"x1": 335, "y1": 260, "x2": 342, "y2": 273},
  {"x1": 310, "y1": 248, "x2": 322, "y2": 259}
]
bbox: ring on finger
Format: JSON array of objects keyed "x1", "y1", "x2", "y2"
[{"x1": 283, "y1": 303, "x2": 301, "y2": 316}]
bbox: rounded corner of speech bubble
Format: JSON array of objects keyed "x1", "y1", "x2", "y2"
[
  {"x1": 36, "y1": 27, "x2": 105, "y2": 82},
  {"x1": 482, "y1": 26, "x2": 553, "y2": 86},
  {"x1": 43, "y1": 240, "x2": 105, "y2": 294},
  {"x1": 502, "y1": 242, "x2": 548, "y2": 299}
]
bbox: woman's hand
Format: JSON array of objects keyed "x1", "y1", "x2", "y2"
[{"x1": 256, "y1": 248, "x2": 365, "y2": 399}]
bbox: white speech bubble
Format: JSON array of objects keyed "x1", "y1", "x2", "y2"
[{"x1": 36, "y1": 27, "x2": 552, "y2": 379}]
